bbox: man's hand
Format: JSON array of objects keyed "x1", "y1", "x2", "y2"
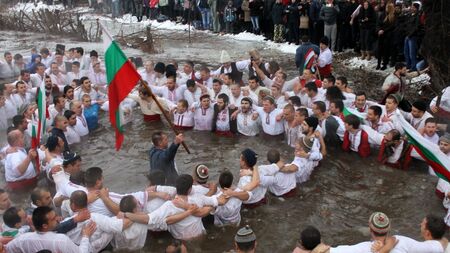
[
  {"x1": 174, "y1": 133, "x2": 184, "y2": 145},
  {"x1": 82, "y1": 221, "x2": 96, "y2": 237},
  {"x1": 217, "y1": 194, "x2": 228, "y2": 205},
  {"x1": 50, "y1": 165, "x2": 63, "y2": 174},
  {"x1": 28, "y1": 149, "x2": 38, "y2": 159},
  {"x1": 187, "y1": 204, "x2": 199, "y2": 214},
  {"x1": 99, "y1": 188, "x2": 109, "y2": 200},
  {"x1": 87, "y1": 190, "x2": 99, "y2": 203},
  {"x1": 296, "y1": 149, "x2": 309, "y2": 158},
  {"x1": 231, "y1": 109, "x2": 240, "y2": 120},
  {"x1": 208, "y1": 182, "x2": 218, "y2": 195},
  {"x1": 252, "y1": 112, "x2": 259, "y2": 121},
  {"x1": 431, "y1": 105, "x2": 439, "y2": 114},
  {"x1": 74, "y1": 209, "x2": 91, "y2": 223}
]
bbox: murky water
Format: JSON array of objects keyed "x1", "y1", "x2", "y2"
[{"x1": 0, "y1": 26, "x2": 444, "y2": 253}]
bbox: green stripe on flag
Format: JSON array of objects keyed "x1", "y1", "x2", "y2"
[{"x1": 105, "y1": 41, "x2": 128, "y2": 85}]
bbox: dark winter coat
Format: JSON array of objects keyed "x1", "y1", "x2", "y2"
[
  {"x1": 319, "y1": 4, "x2": 339, "y2": 25},
  {"x1": 249, "y1": 0, "x2": 263, "y2": 16},
  {"x1": 376, "y1": 12, "x2": 396, "y2": 34},
  {"x1": 286, "y1": 2, "x2": 300, "y2": 24},
  {"x1": 309, "y1": 0, "x2": 322, "y2": 23},
  {"x1": 358, "y1": 6, "x2": 376, "y2": 30},
  {"x1": 149, "y1": 143, "x2": 180, "y2": 186},
  {"x1": 404, "y1": 12, "x2": 421, "y2": 37},
  {"x1": 295, "y1": 42, "x2": 320, "y2": 74},
  {"x1": 272, "y1": 2, "x2": 285, "y2": 25}
]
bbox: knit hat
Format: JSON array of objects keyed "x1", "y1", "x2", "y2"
[
  {"x1": 390, "y1": 93, "x2": 403, "y2": 104},
  {"x1": 301, "y1": 136, "x2": 314, "y2": 153},
  {"x1": 241, "y1": 148, "x2": 258, "y2": 167},
  {"x1": 220, "y1": 50, "x2": 231, "y2": 64},
  {"x1": 194, "y1": 164, "x2": 209, "y2": 184},
  {"x1": 440, "y1": 133, "x2": 450, "y2": 144},
  {"x1": 304, "y1": 117, "x2": 319, "y2": 131},
  {"x1": 368, "y1": 212, "x2": 390, "y2": 235},
  {"x1": 154, "y1": 62, "x2": 165, "y2": 74},
  {"x1": 235, "y1": 225, "x2": 256, "y2": 243},
  {"x1": 412, "y1": 100, "x2": 427, "y2": 112}
]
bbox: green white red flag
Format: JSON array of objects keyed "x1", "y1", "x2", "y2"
[
  {"x1": 101, "y1": 24, "x2": 140, "y2": 150},
  {"x1": 31, "y1": 77, "x2": 47, "y2": 172},
  {"x1": 397, "y1": 112, "x2": 450, "y2": 183}
]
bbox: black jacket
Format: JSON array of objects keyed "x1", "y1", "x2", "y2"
[
  {"x1": 249, "y1": 0, "x2": 263, "y2": 16},
  {"x1": 272, "y1": 3, "x2": 285, "y2": 25},
  {"x1": 358, "y1": 6, "x2": 376, "y2": 30},
  {"x1": 149, "y1": 143, "x2": 180, "y2": 186}
]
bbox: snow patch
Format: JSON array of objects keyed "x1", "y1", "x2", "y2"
[
  {"x1": 10, "y1": 2, "x2": 91, "y2": 13},
  {"x1": 342, "y1": 56, "x2": 393, "y2": 74},
  {"x1": 223, "y1": 32, "x2": 298, "y2": 54}
]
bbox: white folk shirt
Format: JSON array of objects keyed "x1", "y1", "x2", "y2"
[
  {"x1": 365, "y1": 118, "x2": 395, "y2": 134},
  {"x1": 215, "y1": 108, "x2": 231, "y2": 131},
  {"x1": 139, "y1": 69, "x2": 156, "y2": 85},
  {"x1": 150, "y1": 85, "x2": 185, "y2": 104},
  {"x1": 300, "y1": 92, "x2": 326, "y2": 109},
  {"x1": 173, "y1": 110, "x2": 194, "y2": 127},
  {"x1": 193, "y1": 105, "x2": 214, "y2": 131},
  {"x1": 74, "y1": 114, "x2": 89, "y2": 137},
  {"x1": 211, "y1": 189, "x2": 245, "y2": 226},
  {"x1": 211, "y1": 60, "x2": 248, "y2": 76},
  {"x1": 146, "y1": 185, "x2": 176, "y2": 213},
  {"x1": 284, "y1": 121, "x2": 299, "y2": 148},
  {"x1": 11, "y1": 93, "x2": 33, "y2": 111},
  {"x1": 4, "y1": 98, "x2": 17, "y2": 120},
  {"x1": 330, "y1": 241, "x2": 372, "y2": 253},
  {"x1": 30, "y1": 73, "x2": 44, "y2": 88},
  {"x1": 430, "y1": 87, "x2": 450, "y2": 113},
  {"x1": 41, "y1": 55, "x2": 54, "y2": 68},
  {"x1": 5, "y1": 149, "x2": 36, "y2": 182},
  {"x1": 348, "y1": 130, "x2": 362, "y2": 152},
  {"x1": 154, "y1": 195, "x2": 218, "y2": 240},
  {"x1": 0, "y1": 106, "x2": 8, "y2": 130},
  {"x1": 66, "y1": 70, "x2": 87, "y2": 85},
  {"x1": 254, "y1": 107, "x2": 284, "y2": 135},
  {"x1": 74, "y1": 88, "x2": 104, "y2": 104},
  {"x1": 112, "y1": 222, "x2": 148, "y2": 251},
  {"x1": 5, "y1": 231, "x2": 90, "y2": 253},
  {"x1": 390, "y1": 235, "x2": 444, "y2": 253},
  {"x1": 268, "y1": 167, "x2": 297, "y2": 197},
  {"x1": 50, "y1": 73, "x2": 66, "y2": 90},
  {"x1": 401, "y1": 110, "x2": 433, "y2": 130},
  {"x1": 237, "y1": 110, "x2": 260, "y2": 137},
  {"x1": 64, "y1": 212, "x2": 123, "y2": 253},
  {"x1": 238, "y1": 164, "x2": 279, "y2": 204},
  {"x1": 318, "y1": 47, "x2": 332, "y2": 67},
  {"x1": 381, "y1": 108, "x2": 404, "y2": 134},
  {"x1": 184, "y1": 88, "x2": 202, "y2": 108},
  {"x1": 65, "y1": 125, "x2": 81, "y2": 145}
]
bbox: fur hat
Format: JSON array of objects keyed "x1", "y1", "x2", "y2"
[{"x1": 220, "y1": 50, "x2": 231, "y2": 64}]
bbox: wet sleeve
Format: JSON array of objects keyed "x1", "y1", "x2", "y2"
[{"x1": 55, "y1": 218, "x2": 77, "y2": 234}]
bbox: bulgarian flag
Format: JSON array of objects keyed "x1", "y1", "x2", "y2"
[
  {"x1": 101, "y1": 24, "x2": 141, "y2": 151},
  {"x1": 31, "y1": 78, "x2": 47, "y2": 173},
  {"x1": 397, "y1": 112, "x2": 450, "y2": 183},
  {"x1": 343, "y1": 106, "x2": 366, "y2": 120},
  {"x1": 304, "y1": 48, "x2": 316, "y2": 72}
]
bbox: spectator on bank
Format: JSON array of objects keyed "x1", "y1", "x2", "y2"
[
  {"x1": 319, "y1": 0, "x2": 339, "y2": 51},
  {"x1": 357, "y1": 0, "x2": 376, "y2": 60}
]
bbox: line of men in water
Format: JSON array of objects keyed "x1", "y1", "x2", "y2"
[{"x1": 1, "y1": 45, "x2": 450, "y2": 252}]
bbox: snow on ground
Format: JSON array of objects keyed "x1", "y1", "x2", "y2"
[
  {"x1": 10, "y1": 2, "x2": 90, "y2": 13},
  {"x1": 223, "y1": 32, "x2": 298, "y2": 54}
]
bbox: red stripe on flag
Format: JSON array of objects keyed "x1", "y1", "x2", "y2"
[
  {"x1": 108, "y1": 61, "x2": 140, "y2": 151},
  {"x1": 413, "y1": 145, "x2": 450, "y2": 182}
]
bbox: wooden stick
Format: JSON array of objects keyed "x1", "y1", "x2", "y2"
[{"x1": 139, "y1": 79, "x2": 191, "y2": 154}]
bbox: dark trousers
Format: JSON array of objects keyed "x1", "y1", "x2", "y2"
[
  {"x1": 359, "y1": 28, "x2": 372, "y2": 51},
  {"x1": 287, "y1": 22, "x2": 299, "y2": 44},
  {"x1": 338, "y1": 23, "x2": 353, "y2": 51},
  {"x1": 377, "y1": 33, "x2": 394, "y2": 67}
]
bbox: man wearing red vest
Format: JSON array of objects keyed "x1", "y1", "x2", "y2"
[{"x1": 342, "y1": 114, "x2": 371, "y2": 158}]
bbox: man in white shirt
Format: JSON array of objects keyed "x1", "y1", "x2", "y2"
[
  {"x1": 30, "y1": 63, "x2": 46, "y2": 88},
  {"x1": 88, "y1": 62, "x2": 107, "y2": 94},
  {"x1": 349, "y1": 91, "x2": 375, "y2": 113},
  {"x1": 150, "y1": 75, "x2": 185, "y2": 104},
  {"x1": 40, "y1": 48, "x2": 54, "y2": 68},
  {"x1": 4, "y1": 130, "x2": 38, "y2": 190},
  {"x1": 365, "y1": 105, "x2": 394, "y2": 135},
  {"x1": 212, "y1": 171, "x2": 249, "y2": 227},
  {"x1": 211, "y1": 79, "x2": 231, "y2": 102},
  {"x1": 193, "y1": 94, "x2": 215, "y2": 131},
  {"x1": 0, "y1": 92, "x2": 9, "y2": 130},
  {"x1": 64, "y1": 110, "x2": 81, "y2": 145},
  {"x1": 6, "y1": 206, "x2": 94, "y2": 253},
  {"x1": 184, "y1": 79, "x2": 204, "y2": 107},
  {"x1": 48, "y1": 95, "x2": 66, "y2": 127},
  {"x1": 335, "y1": 76, "x2": 355, "y2": 105},
  {"x1": 70, "y1": 101, "x2": 89, "y2": 137},
  {"x1": 74, "y1": 77, "x2": 105, "y2": 105},
  {"x1": 300, "y1": 82, "x2": 326, "y2": 109},
  {"x1": 318, "y1": 37, "x2": 333, "y2": 78},
  {"x1": 401, "y1": 100, "x2": 433, "y2": 130},
  {"x1": 0, "y1": 52, "x2": 19, "y2": 79},
  {"x1": 11, "y1": 81, "x2": 33, "y2": 112},
  {"x1": 178, "y1": 61, "x2": 196, "y2": 85},
  {"x1": 49, "y1": 62, "x2": 67, "y2": 90},
  {"x1": 139, "y1": 61, "x2": 156, "y2": 85},
  {"x1": 66, "y1": 61, "x2": 86, "y2": 85},
  {"x1": 65, "y1": 190, "x2": 130, "y2": 253},
  {"x1": 253, "y1": 96, "x2": 284, "y2": 136},
  {"x1": 236, "y1": 97, "x2": 260, "y2": 137}
]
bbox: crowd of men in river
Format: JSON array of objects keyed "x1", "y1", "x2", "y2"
[{"x1": 0, "y1": 40, "x2": 449, "y2": 252}]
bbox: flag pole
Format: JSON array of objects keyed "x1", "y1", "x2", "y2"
[{"x1": 139, "y1": 79, "x2": 191, "y2": 154}]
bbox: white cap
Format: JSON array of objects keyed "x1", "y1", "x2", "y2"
[{"x1": 220, "y1": 50, "x2": 231, "y2": 64}]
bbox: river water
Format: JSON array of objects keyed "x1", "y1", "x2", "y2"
[{"x1": 0, "y1": 21, "x2": 445, "y2": 253}]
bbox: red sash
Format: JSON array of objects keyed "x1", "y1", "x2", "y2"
[
  {"x1": 215, "y1": 130, "x2": 233, "y2": 137},
  {"x1": 242, "y1": 197, "x2": 267, "y2": 209},
  {"x1": 7, "y1": 177, "x2": 38, "y2": 191},
  {"x1": 279, "y1": 187, "x2": 297, "y2": 198},
  {"x1": 174, "y1": 125, "x2": 193, "y2": 130},
  {"x1": 143, "y1": 114, "x2": 161, "y2": 122}
]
